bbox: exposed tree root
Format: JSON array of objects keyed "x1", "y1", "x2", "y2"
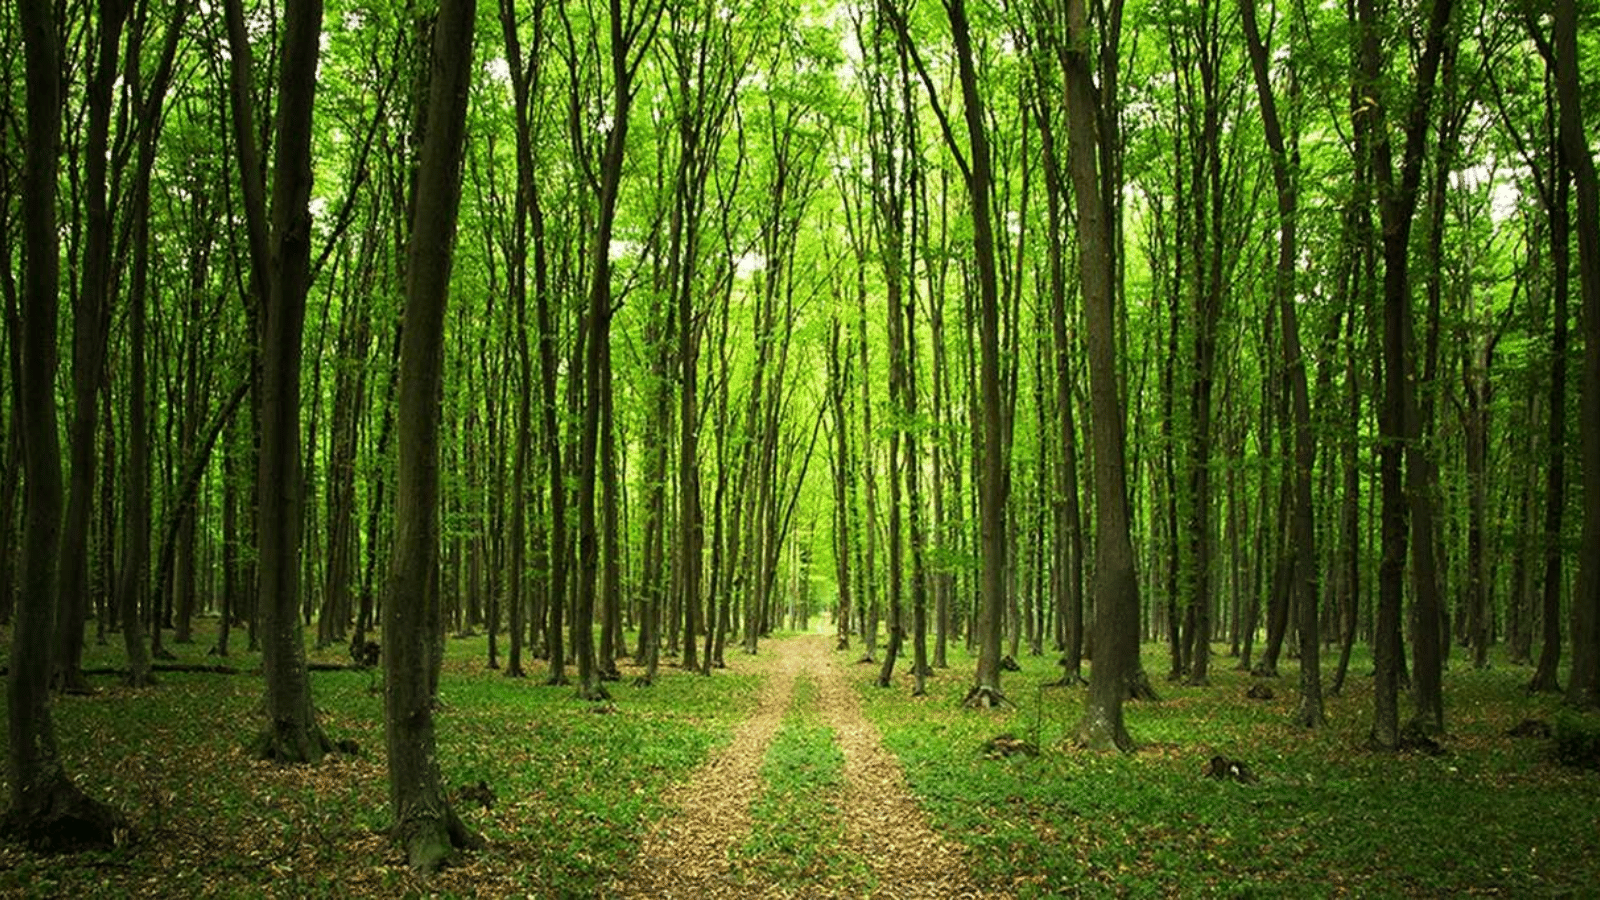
[
  {"x1": 1, "y1": 774, "x2": 128, "y2": 853},
  {"x1": 577, "y1": 682, "x2": 611, "y2": 702},
  {"x1": 1074, "y1": 711, "x2": 1134, "y2": 752},
  {"x1": 395, "y1": 805, "x2": 483, "y2": 874},
  {"x1": 962, "y1": 684, "x2": 1011, "y2": 709},
  {"x1": 252, "y1": 720, "x2": 333, "y2": 764},
  {"x1": 1125, "y1": 669, "x2": 1161, "y2": 702}
]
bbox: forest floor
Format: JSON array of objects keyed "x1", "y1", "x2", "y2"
[
  {"x1": 1, "y1": 620, "x2": 1599, "y2": 897},
  {"x1": 614, "y1": 634, "x2": 995, "y2": 899}
]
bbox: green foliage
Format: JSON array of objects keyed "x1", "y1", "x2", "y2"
[
  {"x1": 0, "y1": 621, "x2": 759, "y2": 898},
  {"x1": 1553, "y1": 712, "x2": 1600, "y2": 771},
  {"x1": 861, "y1": 644, "x2": 1600, "y2": 898},
  {"x1": 734, "y1": 674, "x2": 869, "y2": 891}
]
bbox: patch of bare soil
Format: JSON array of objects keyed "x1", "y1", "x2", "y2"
[
  {"x1": 610, "y1": 640, "x2": 806, "y2": 899},
  {"x1": 612, "y1": 634, "x2": 1004, "y2": 899},
  {"x1": 806, "y1": 637, "x2": 1005, "y2": 900}
]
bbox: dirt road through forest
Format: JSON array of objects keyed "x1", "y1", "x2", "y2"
[{"x1": 612, "y1": 634, "x2": 998, "y2": 899}]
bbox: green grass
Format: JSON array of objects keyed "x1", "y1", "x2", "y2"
[
  {"x1": 7, "y1": 622, "x2": 1599, "y2": 897},
  {"x1": 0, "y1": 618, "x2": 761, "y2": 898},
  {"x1": 734, "y1": 674, "x2": 868, "y2": 892},
  {"x1": 859, "y1": 642, "x2": 1600, "y2": 898}
]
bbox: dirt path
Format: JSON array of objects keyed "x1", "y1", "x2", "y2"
[
  {"x1": 613, "y1": 634, "x2": 1000, "y2": 899},
  {"x1": 612, "y1": 644, "x2": 803, "y2": 899},
  {"x1": 805, "y1": 637, "x2": 995, "y2": 900}
]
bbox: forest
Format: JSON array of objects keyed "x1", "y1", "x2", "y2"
[{"x1": 2, "y1": 0, "x2": 1599, "y2": 893}]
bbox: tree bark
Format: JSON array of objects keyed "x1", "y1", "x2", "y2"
[
  {"x1": 1355, "y1": 0, "x2": 1455, "y2": 749},
  {"x1": 54, "y1": 0, "x2": 131, "y2": 694},
  {"x1": 932, "y1": 0, "x2": 1008, "y2": 709},
  {"x1": 1242, "y1": 0, "x2": 1321, "y2": 725},
  {"x1": 5, "y1": 0, "x2": 127, "y2": 845},
  {"x1": 1063, "y1": 0, "x2": 1140, "y2": 750},
  {"x1": 247, "y1": 0, "x2": 332, "y2": 762},
  {"x1": 1553, "y1": 0, "x2": 1600, "y2": 710},
  {"x1": 383, "y1": 0, "x2": 483, "y2": 870}
]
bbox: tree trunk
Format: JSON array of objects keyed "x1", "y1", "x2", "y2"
[
  {"x1": 4, "y1": 0, "x2": 126, "y2": 845},
  {"x1": 1554, "y1": 0, "x2": 1600, "y2": 710},
  {"x1": 1242, "y1": 0, "x2": 1320, "y2": 725},
  {"x1": 926, "y1": 0, "x2": 1008, "y2": 710},
  {"x1": 383, "y1": 0, "x2": 482, "y2": 870},
  {"x1": 1035, "y1": 94, "x2": 1085, "y2": 684},
  {"x1": 1355, "y1": 0, "x2": 1455, "y2": 749},
  {"x1": 247, "y1": 0, "x2": 332, "y2": 762},
  {"x1": 54, "y1": 0, "x2": 130, "y2": 695},
  {"x1": 1063, "y1": 0, "x2": 1140, "y2": 750},
  {"x1": 598, "y1": 340, "x2": 623, "y2": 681},
  {"x1": 1529, "y1": 174, "x2": 1569, "y2": 692},
  {"x1": 828, "y1": 320, "x2": 854, "y2": 653}
]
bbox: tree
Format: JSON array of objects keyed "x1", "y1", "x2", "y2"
[
  {"x1": 568, "y1": 0, "x2": 661, "y2": 701},
  {"x1": 382, "y1": 0, "x2": 483, "y2": 870},
  {"x1": 220, "y1": 0, "x2": 333, "y2": 762},
  {"x1": 1062, "y1": 0, "x2": 1140, "y2": 751},
  {"x1": 1553, "y1": 0, "x2": 1600, "y2": 711},
  {"x1": 1356, "y1": 0, "x2": 1455, "y2": 749},
  {"x1": 889, "y1": 0, "x2": 1009, "y2": 709},
  {"x1": 1241, "y1": 0, "x2": 1321, "y2": 726},
  {"x1": 53, "y1": 0, "x2": 130, "y2": 695},
  {"x1": 3, "y1": 0, "x2": 126, "y2": 846}
]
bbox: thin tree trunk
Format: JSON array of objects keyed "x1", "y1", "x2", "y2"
[
  {"x1": 1242, "y1": 0, "x2": 1320, "y2": 725},
  {"x1": 55, "y1": 0, "x2": 131, "y2": 694}
]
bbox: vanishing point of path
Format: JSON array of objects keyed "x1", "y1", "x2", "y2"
[{"x1": 613, "y1": 634, "x2": 1006, "y2": 899}]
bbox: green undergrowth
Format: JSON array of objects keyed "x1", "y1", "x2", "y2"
[
  {"x1": 859, "y1": 642, "x2": 1600, "y2": 898},
  {"x1": 735, "y1": 674, "x2": 870, "y2": 893},
  {"x1": 0, "y1": 618, "x2": 762, "y2": 898}
]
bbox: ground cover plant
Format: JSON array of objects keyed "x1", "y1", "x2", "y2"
[
  {"x1": 5, "y1": 622, "x2": 1597, "y2": 897},
  {"x1": 0, "y1": 621, "x2": 759, "y2": 898},
  {"x1": 860, "y1": 644, "x2": 1600, "y2": 898},
  {"x1": 732, "y1": 673, "x2": 877, "y2": 894}
]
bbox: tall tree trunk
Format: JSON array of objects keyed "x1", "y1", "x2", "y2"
[
  {"x1": 1242, "y1": 0, "x2": 1321, "y2": 725},
  {"x1": 598, "y1": 341, "x2": 623, "y2": 681},
  {"x1": 1554, "y1": 0, "x2": 1600, "y2": 710},
  {"x1": 54, "y1": 0, "x2": 130, "y2": 694},
  {"x1": 1356, "y1": 0, "x2": 1455, "y2": 749},
  {"x1": 4, "y1": 0, "x2": 126, "y2": 844},
  {"x1": 248, "y1": 0, "x2": 332, "y2": 762},
  {"x1": 934, "y1": 0, "x2": 1008, "y2": 709},
  {"x1": 1035, "y1": 94, "x2": 1085, "y2": 684},
  {"x1": 498, "y1": 0, "x2": 547, "y2": 677},
  {"x1": 1064, "y1": 0, "x2": 1141, "y2": 750},
  {"x1": 904, "y1": 279, "x2": 932, "y2": 696},
  {"x1": 1529, "y1": 96, "x2": 1571, "y2": 696},
  {"x1": 384, "y1": 0, "x2": 482, "y2": 869},
  {"x1": 828, "y1": 319, "x2": 854, "y2": 652},
  {"x1": 573, "y1": 0, "x2": 650, "y2": 701}
]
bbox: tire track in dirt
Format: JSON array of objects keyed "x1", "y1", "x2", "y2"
[
  {"x1": 613, "y1": 634, "x2": 1004, "y2": 899},
  {"x1": 611, "y1": 641, "x2": 806, "y2": 899},
  {"x1": 805, "y1": 636, "x2": 1005, "y2": 900}
]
